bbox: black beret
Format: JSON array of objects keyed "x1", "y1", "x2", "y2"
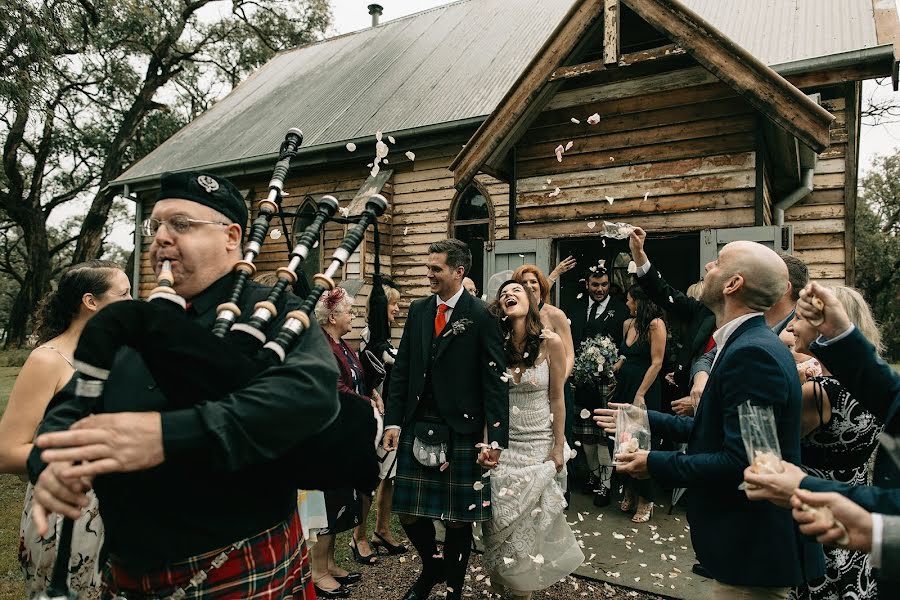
[{"x1": 156, "y1": 171, "x2": 248, "y2": 230}]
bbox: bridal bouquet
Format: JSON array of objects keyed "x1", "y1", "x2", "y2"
[{"x1": 573, "y1": 335, "x2": 620, "y2": 387}]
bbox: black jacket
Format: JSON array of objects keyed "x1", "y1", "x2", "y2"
[
  {"x1": 385, "y1": 289, "x2": 509, "y2": 447},
  {"x1": 570, "y1": 295, "x2": 629, "y2": 351}
]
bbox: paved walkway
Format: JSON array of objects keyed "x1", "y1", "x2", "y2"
[{"x1": 567, "y1": 490, "x2": 714, "y2": 600}]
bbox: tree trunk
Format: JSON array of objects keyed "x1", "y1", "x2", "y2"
[
  {"x1": 4, "y1": 222, "x2": 51, "y2": 348},
  {"x1": 72, "y1": 187, "x2": 116, "y2": 262}
]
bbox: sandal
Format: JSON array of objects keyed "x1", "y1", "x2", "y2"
[
  {"x1": 371, "y1": 530, "x2": 408, "y2": 555},
  {"x1": 349, "y1": 537, "x2": 377, "y2": 565},
  {"x1": 632, "y1": 501, "x2": 654, "y2": 523},
  {"x1": 619, "y1": 490, "x2": 635, "y2": 512}
]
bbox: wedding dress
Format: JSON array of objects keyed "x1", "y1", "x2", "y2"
[{"x1": 483, "y1": 359, "x2": 584, "y2": 592}]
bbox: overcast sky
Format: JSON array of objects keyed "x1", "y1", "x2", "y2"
[{"x1": 96, "y1": 0, "x2": 900, "y2": 249}]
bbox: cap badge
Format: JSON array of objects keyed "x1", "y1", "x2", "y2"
[{"x1": 197, "y1": 175, "x2": 219, "y2": 193}]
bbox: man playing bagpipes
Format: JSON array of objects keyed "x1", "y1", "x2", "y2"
[{"x1": 26, "y1": 171, "x2": 343, "y2": 599}]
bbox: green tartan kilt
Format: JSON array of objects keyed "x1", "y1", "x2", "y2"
[
  {"x1": 573, "y1": 378, "x2": 616, "y2": 443},
  {"x1": 393, "y1": 427, "x2": 492, "y2": 522}
]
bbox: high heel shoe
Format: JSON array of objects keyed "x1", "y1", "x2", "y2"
[
  {"x1": 349, "y1": 536, "x2": 377, "y2": 565},
  {"x1": 632, "y1": 501, "x2": 654, "y2": 523},
  {"x1": 371, "y1": 530, "x2": 408, "y2": 555},
  {"x1": 619, "y1": 490, "x2": 635, "y2": 512},
  {"x1": 314, "y1": 583, "x2": 350, "y2": 598}
]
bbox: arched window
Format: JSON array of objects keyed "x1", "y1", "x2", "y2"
[
  {"x1": 290, "y1": 195, "x2": 322, "y2": 286},
  {"x1": 450, "y1": 183, "x2": 494, "y2": 294}
]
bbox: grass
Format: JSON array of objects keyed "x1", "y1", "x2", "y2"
[{"x1": 0, "y1": 365, "x2": 25, "y2": 599}]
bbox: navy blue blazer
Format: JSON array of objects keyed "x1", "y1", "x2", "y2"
[
  {"x1": 646, "y1": 315, "x2": 824, "y2": 587},
  {"x1": 800, "y1": 327, "x2": 900, "y2": 513}
]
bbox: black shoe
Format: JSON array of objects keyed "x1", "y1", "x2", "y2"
[
  {"x1": 349, "y1": 537, "x2": 377, "y2": 565},
  {"x1": 333, "y1": 572, "x2": 362, "y2": 586},
  {"x1": 563, "y1": 490, "x2": 571, "y2": 510},
  {"x1": 581, "y1": 475, "x2": 598, "y2": 495},
  {"x1": 593, "y1": 485, "x2": 611, "y2": 507},
  {"x1": 400, "y1": 574, "x2": 442, "y2": 600},
  {"x1": 314, "y1": 584, "x2": 350, "y2": 598},
  {"x1": 692, "y1": 563, "x2": 713, "y2": 578},
  {"x1": 372, "y1": 531, "x2": 408, "y2": 555}
]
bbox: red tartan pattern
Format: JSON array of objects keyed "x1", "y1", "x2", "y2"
[{"x1": 103, "y1": 510, "x2": 314, "y2": 599}]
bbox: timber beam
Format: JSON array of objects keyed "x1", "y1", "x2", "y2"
[
  {"x1": 603, "y1": 0, "x2": 620, "y2": 66},
  {"x1": 623, "y1": 0, "x2": 834, "y2": 153},
  {"x1": 872, "y1": 0, "x2": 900, "y2": 90},
  {"x1": 549, "y1": 43, "x2": 686, "y2": 81}
]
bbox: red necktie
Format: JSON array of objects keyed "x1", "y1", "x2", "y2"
[
  {"x1": 703, "y1": 334, "x2": 716, "y2": 354},
  {"x1": 435, "y1": 304, "x2": 449, "y2": 337}
]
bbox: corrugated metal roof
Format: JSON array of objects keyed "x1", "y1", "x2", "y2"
[
  {"x1": 115, "y1": 0, "x2": 883, "y2": 185},
  {"x1": 116, "y1": 0, "x2": 577, "y2": 184},
  {"x1": 681, "y1": 0, "x2": 879, "y2": 66}
]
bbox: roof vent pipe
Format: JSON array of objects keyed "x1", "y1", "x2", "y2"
[{"x1": 368, "y1": 4, "x2": 383, "y2": 27}]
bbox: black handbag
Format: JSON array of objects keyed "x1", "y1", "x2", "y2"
[{"x1": 412, "y1": 419, "x2": 450, "y2": 467}]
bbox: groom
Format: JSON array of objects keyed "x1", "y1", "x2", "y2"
[{"x1": 383, "y1": 239, "x2": 509, "y2": 600}]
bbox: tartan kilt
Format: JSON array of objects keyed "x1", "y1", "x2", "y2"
[
  {"x1": 573, "y1": 378, "x2": 616, "y2": 444},
  {"x1": 393, "y1": 427, "x2": 492, "y2": 522},
  {"x1": 102, "y1": 509, "x2": 314, "y2": 599}
]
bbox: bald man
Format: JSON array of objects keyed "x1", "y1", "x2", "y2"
[
  {"x1": 597, "y1": 235, "x2": 824, "y2": 598},
  {"x1": 462, "y1": 276, "x2": 477, "y2": 297}
]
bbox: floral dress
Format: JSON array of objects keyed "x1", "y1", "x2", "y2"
[{"x1": 792, "y1": 376, "x2": 883, "y2": 600}]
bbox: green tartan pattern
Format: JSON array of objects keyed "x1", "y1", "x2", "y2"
[
  {"x1": 393, "y1": 427, "x2": 492, "y2": 522},
  {"x1": 573, "y1": 379, "x2": 616, "y2": 443}
]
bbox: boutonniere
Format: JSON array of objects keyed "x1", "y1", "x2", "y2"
[
  {"x1": 604, "y1": 310, "x2": 615, "y2": 320},
  {"x1": 443, "y1": 318, "x2": 473, "y2": 337}
]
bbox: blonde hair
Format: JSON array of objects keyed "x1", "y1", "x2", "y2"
[
  {"x1": 686, "y1": 280, "x2": 704, "y2": 301},
  {"x1": 383, "y1": 284, "x2": 400, "y2": 304},
  {"x1": 829, "y1": 285, "x2": 883, "y2": 355}
]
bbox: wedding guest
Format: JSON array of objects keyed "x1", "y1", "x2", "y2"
[
  {"x1": 382, "y1": 239, "x2": 508, "y2": 600},
  {"x1": 0, "y1": 260, "x2": 130, "y2": 599},
  {"x1": 315, "y1": 288, "x2": 368, "y2": 597},
  {"x1": 482, "y1": 280, "x2": 583, "y2": 599},
  {"x1": 357, "y1": 282, "x2": 408, "y2": 558},
  {"x1": 512, "y1": 264, "x2": 574, "y2": 375},
  {"x1": 788, "y1": 286, "x2": 883, "y2": 600},
  {"x1": 463, "y1": 277, "x2": 478, "y2": 297},
  {"x1": 547, "y1": 255, "x2": 577, "y2": 290},
  {"x1": 611, "y1": 284, "x2": 666, "y2": 523},
  {"x1": 597, "y1": 240, "x2": 824, "y2": 598},
  {"x1": 571, "y1": 265, "x2": 628, "y2": 506}
]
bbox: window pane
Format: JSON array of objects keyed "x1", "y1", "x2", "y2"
[
  {"x1": 455, "y1": 187, "x2": 490, "y2": 221},
  {"x1": 453, "y1": 222, "x2": 489, "y2": 295}
]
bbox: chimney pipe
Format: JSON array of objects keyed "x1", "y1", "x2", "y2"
[{"x1": 368, "y1": 4, "x2": 383, "y2": 27}]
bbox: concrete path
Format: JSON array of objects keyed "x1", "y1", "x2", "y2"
[{"x1": 567, "y1": 490, "x2": 714, "y2": 600}]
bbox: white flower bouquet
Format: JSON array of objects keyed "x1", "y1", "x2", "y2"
[{"x1": 573, "y1": 334, "x2": 620, "y2": 387}]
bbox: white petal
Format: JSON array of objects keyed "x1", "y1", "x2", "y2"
[
  {"x1": 580, "y1": 408, "x2": 591, "y2": 419},
  {"x1": 570, "y1": 117, "x2": 580, "y2": 124},
  {"x1": 375, "y1": 130, "x2": 383, "y2": 141},
  {"x1": 473, "y1": 481, "x2": 485, "y2": 491},
  {"x1": 643, "y1": 191, "x2": 650, "y2": 202},
  {"x1": 605, "y1": 195, "x2": 615, "y2": 204},
  {"x1": 405, "y1": 150, "x2": 416, "y2": 161},
  {"x1": 565, "y1": 140, "x2": 574, "y2": 151},
  {"x1": 587, "y1": 113, "x2": 601, "y2": 125},
  {"x1": 346, "y1": 142, "x2": 357, "y2": 152},
  {"x1": 587, "y1": 221, "x2": 596, "y2": 229},
  {"x1": 388, "y1": 135, "x2": 396, "y2": 144}
]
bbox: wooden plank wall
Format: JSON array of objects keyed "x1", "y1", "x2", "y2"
[
  {"x1": 783, "y1": 94, "x2": 848, "y2": 285},
  {"x1": 513, "y1": 74, "x2": 759, "y2": 240}
]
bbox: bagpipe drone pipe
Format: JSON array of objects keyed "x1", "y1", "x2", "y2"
[{"x1": 36, "y1": 129, "x2": 384, "y2": 599}]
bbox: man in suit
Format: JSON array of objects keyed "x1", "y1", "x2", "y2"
[
  {"x1": 598, "y1": 240, "x2": 824, "y2": 599},
  {"x1": 383, "y1": 238, "x2": 508, "y2": 600},
  {"x1": 570, "y1": 265, "x2": 628, "y2": 506}
]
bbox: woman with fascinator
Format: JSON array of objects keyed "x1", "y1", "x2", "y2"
[
  {"x1": 311, "y1": 287, "x2": 377, "y2": 598},
  {"x1": 482, "y1": 280, "x2": 583, "y2": 600}
]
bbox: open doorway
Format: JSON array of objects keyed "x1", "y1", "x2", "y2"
[{"x1": 555, "y1": 232, "x2": 701, "y2": 318}]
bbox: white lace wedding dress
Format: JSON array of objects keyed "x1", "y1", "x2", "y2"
[{"x1": 483, "y1": 360, "x2": 584, "y2": 592}]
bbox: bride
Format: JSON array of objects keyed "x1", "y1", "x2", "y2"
[{"x1": 482, "y1": 280, "x2": 584, "y2": 599}]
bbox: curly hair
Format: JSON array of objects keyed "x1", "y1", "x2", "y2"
[
  {"x1": 494, "y1": 279, "x2": 543, "y2": 368},
  {"x1": 32, "y1": 260, "x2": 123, "y2": 344},
  {"x1": 315, "y1": 287, "x2": 354, "y2": 325},
  {"x1": 627, "y1": 283, "x2": 665, "y2": 344}
]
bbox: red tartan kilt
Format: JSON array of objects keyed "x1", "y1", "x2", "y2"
[{"x1": 103, "y1": 510, "x2": 314, "y2": 599}]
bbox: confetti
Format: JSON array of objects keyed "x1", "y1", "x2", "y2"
[
  {"x1": 468, "y1": 503, "x2": 476, "y2": 510},
  {"x1": 554, "y1": 144, "x2": 565, "y2": 162},
  {"x1": 565, "y1": 140, "x2": 574, "y2": 151},
  {"x1": 270, "y1": 229, "x2": 282, "y2": 239},
  {"x1": 388, "y1": 135, "x2": 396, "y2": 144},
  {"x1": 405, "y1": 150, "x2": 416, "y2": 161},
  {"x1": 612, "y1": 533, "x2": 625, "y2": 539},
  {"x1": 375, "y1": 130, "x2": 383, "y2": 141},
  {"x1": 580, "y1": 408, "x2": 591, "y2": 419},
  {"x1": 546, "y1": 178, "x2": 552, "y2": 184},
  {"x1": 403, "y1": 227, "x2": 409, "y2": 235},
  {"x1": 346, "y1": 142, "x2": 357, "y2": 152},
  {"x1": 576, "y1": 293, "x2": 584, "y2": 299},
  {"x1": 473, "y1": 481, "x2": 485, "y2": 491},
  {"x1": 548, "y1": 187, "x2": 561, "y2": 197},
  {"x1": 570, "y1": 117, "x2": 580, "y2": 124},
  {"x1": 669, "y1": 296, "x2": 675, "y2": 304},
  {"x1": 530, "y1": 554, "x2": 545, "y2": 565},
  {"x1": 587, "y1": 221, "x2": 596, "y2": 229},
  {"x1": 371, "y1": 164, "x2": 380, "y2": 177},
  {"x1": 605, "y1": 196, "x2": 614, "y2": 204},
  {"x1": 643, "y1": 191, "x2": 650, "y2": 202},
  {"x1": 338, "y1": 206, "x2": 350, "y2": 217},
  {"x1": 531, "y1": 508, "x2": 542, "y2": 516},
  {"x1": 627, "y1": 261, "x2": 637, "y2": 274},
  {"x1": 503, "y1": 557, "x2": 515, "y2": 565},
  {"x1": 440, "y1": 462, "x2": 450, "y2": 472},
  {"x1": 375, "y1": 140, "x2": 389, "y2": 159},
  {"x1": 587, "y1": 113, "x2": 601, "y2": 125}
]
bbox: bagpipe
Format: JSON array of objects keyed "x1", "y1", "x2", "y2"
[{"x1": 38, "y1": 129, "x2": 384, "y2": 599}]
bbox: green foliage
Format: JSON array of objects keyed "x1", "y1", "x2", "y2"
[{"x1": 855, "y1": 152, "x2": 900, "y2": 360}]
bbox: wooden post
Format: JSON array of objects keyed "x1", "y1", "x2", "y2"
[
  {"x1": 872, "y1": 0, "x2": 900, "y2": 89},
  {"x1": 603, "y1": 0, "x2": 619, "y2": 66}
]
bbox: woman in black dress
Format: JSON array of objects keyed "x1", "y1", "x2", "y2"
[{"x1": 611, "y1": 284, "x2": 666, "y2": 523}]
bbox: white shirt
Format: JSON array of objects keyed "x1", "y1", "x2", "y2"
[
  {"x1": 436, "y1": 284, "x2": 466, "y2": 322},
  {"x1": 710, "y1": 312, "x2": 764, "y2": 370},
  {"x1": 587, "y1": 295, "x2": 611, "y2": 320}
]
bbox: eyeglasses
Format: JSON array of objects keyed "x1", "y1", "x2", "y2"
[{"x1": 141, "y1": 215, "x2": 229, "y2": 237}]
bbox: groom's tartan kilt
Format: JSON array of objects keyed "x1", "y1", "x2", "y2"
[
  {"x1": 393, "y1": 427, "x2": 492, "y2": 522},
  {"x1": 573, "y1": 377, "x2": 616, "y2": 444}
]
